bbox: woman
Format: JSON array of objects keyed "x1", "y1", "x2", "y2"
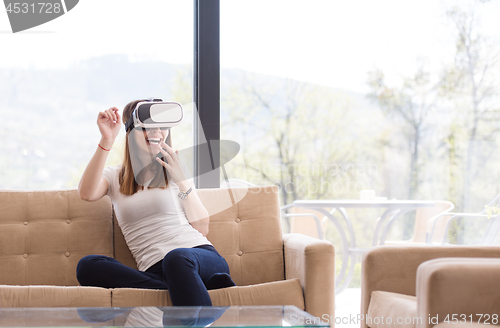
[{"x1": 76, "y1": 100, "x2": 235, "y2": 306}]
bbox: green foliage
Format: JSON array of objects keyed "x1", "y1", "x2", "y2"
[
  {"x1": 221, "y1": 0, "x2": 500, "y2": 247},
  {"x1": 484, "y1": 205, "x2": 500, "y2": 219},
  {"x1": 335, "y1": 258, "x2": 362, "y2": 289},
  {"x1": 222, "y1": 71, "x2": 385, "y2": 205},
  {"x1": 170, "y1": 66, "x2": 192, "y2": 106},
  {"x1": 367, "y1": 62, "x2": 439, "y2": 200}
]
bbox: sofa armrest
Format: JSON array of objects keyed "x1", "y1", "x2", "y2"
[
  {"x1": 417, "y1": 258, "x2": 500, "y2": 328},
  {"x1": 361, "y1": 246, "x2": 500, "y2": 328},
  {"x1": 283, "y1": 233, "x2": 335, "y2": 319}
]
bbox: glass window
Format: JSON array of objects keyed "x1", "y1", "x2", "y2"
[
  {"x1": 220, "y1": 0, "x2": 500, "y2": 290},
  {"x1": 0, "y1": 0, "x2": 193, "y2": 190}
]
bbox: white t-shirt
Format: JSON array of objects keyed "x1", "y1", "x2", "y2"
[{"x1": 102, "y1": 165, "x2": 212, "y2": 271}]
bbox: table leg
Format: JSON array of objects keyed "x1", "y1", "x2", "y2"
[
  {"x1": 378, "y1": 208, "x2": 415, "y2": 245},
  {"x1": 312, "y1": 207, "x2": 353, "y2": 294},
  {"x1": 337, "y1": 207, "x2": 359, "y2": 292},
  {"x1": 372, "y1": 208, "x2": 401, "y2": 246}
]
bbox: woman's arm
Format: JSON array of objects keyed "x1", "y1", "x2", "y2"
[
  {"x1": 78, "y1": 108, "x2": 121, "y2": 202},
  {"x1": 78, "y1": 143, "x2": 111, "y2": 201},
  {"x1": 176, "y1": 180, "x2": 210, "y2": 237},
  {"x1": 156, "y1": 142, "x2": 210, "y2": 236}
]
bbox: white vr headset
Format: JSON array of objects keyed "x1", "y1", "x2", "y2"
[{"x1": 125, "y1": 98, "x2": 183, "y2": 132}]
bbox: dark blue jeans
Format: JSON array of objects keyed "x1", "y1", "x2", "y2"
[{"x1": 76, "y1": 244, "x2": 235, "y2": 306}]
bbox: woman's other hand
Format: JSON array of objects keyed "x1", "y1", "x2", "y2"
[
  {"x1": 156, "y1": 142, "x2": 209, "y2": 234},
  {"x1": 156, "y1": 142, "x2": 190, "y2": 188},
  {"x1": 97, "y1": 107, "x2": 121, "y2": 147}
]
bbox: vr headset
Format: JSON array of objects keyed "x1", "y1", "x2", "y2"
[{"x1": 125, "y1": 98, "x2": 183, "y2": 132}]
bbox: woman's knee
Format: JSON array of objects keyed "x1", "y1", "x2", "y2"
[
  {"x1": 162, "y1": 249, "x2": 196, "y2": 276},
  {"x1": 76, "y1": 255, "x2": 112, "y2": 285}
]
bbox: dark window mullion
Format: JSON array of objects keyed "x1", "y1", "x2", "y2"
[{"x1": 193, "y1": 0, "x2": 220, "y2": 188}]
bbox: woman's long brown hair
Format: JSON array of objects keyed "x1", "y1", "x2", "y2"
[{"x1": 119, "y1": 99, "x2": 171, "y2": 195}]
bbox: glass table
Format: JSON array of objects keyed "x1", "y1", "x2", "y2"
[{"x1": 0, "y1": 305, "x2": 330, "y2": 327}]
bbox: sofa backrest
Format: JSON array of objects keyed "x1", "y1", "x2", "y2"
[
  {"x1": 0, "y1": 186, "x2": 284, "y2": 287},
  {"x1": 0, "y1": 190, "x2": 113, "y2": 286},
  {"x1": 114, "y1": 186, "x2": 284, "y2": 286}
]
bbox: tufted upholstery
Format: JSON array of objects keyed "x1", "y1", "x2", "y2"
[
  {"x1": 0, "y1": 190, "x2": 113, "y2": 286},
  {"x1": 0, "y1": 186, "x2": 335, "y2": 318}
]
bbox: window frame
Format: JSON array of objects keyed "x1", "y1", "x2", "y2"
[{"x1": 193, "y1": 0, "x2": 220, "y2": 188}]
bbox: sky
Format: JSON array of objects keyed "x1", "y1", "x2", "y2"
[{"x1": 0, "y1": 0, "x2": 499, "y2": 93}]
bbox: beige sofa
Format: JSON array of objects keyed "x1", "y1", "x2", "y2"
[
  {"x1": 0, "y1": 186, "x2": 335, "y2": 318},
  {"x1": 361, "y1": 246, "x2": 500, "y2": 328}
]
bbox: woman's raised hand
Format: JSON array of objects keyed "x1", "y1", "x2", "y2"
[{"x1": 97, "y1": 107, "x2": 121, "y2": 144}]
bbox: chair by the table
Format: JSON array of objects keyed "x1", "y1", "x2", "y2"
[
  {"x1": 426, "y1": 193, "x2": 500, "y2": 245},
  {"x1": 281, "y1": 205, "x2": 328, "y2": 239},
  {"x1": 378, "y1": 201, "x2": 455, "y2": 245}
]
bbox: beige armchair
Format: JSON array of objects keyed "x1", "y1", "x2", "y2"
[
  {"x1": 0, "y1": 186, "x2": 335, "y2": 319},
  {"x1": 361, "y1": 246, "x2": 500, "y2": 328}
]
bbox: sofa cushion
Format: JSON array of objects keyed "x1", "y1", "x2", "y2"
[
  {"x1": 367, "y1": 291, "x2": 417, "y2": 328},
  {"x1": 0, "y1": 285, "x2": 111, "y2": 307},
  {"x1": 111, "y1": 278, "x2": 304, "y2": 309}
]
